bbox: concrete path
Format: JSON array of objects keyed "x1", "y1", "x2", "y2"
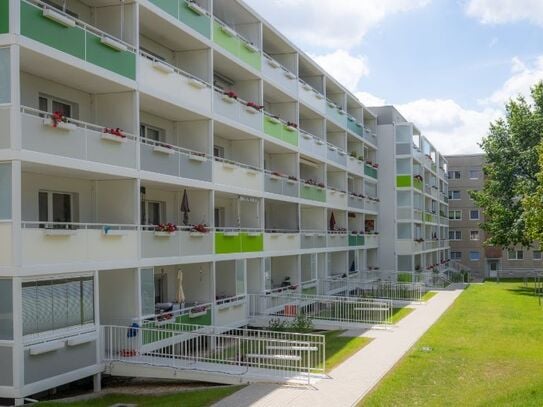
[{"x1": 213, "y1": 286, "x2": 465, "y2": 407}]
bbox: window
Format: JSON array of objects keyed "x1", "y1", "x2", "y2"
[
  {"x1": 22, "y1": 277, "x2": 94, "y2": 336},
  {"x1": 39, "y1": 190, "x2": 75, "y2": 224},
  {"x1": 140, "y1": 123, "x2": 165, "y2": 142},
  {"x1": 448, "y1": 170, "x2": 461, "y2": 179},
  {"x1": 469, "y1": 169, "x2": 481, "y2": 180},
  {"x1": 533, "y1": 250, "x2": 541, "y2": 260},
  {"x1": 451, "y1": 251, "x2": 462, "y2": 260},
  {"x1": 508, "y1": 250, "x2": 524, "y2": 260},
  {"x1": 449, "y1": 210, "x2": 462, "y2": 220},
  {"x1": 448, "y1": 190, "x2": 461, "y2": 200},
  {"x1": 214, "y1": 207, "x2": 225, "y2": 228},
  {"x1": 141, "y1": 200, "x2": 165, "y2": 225},
  {"x1": 469, "y1": 251, "x2": 481, "y2": 261},
  {"x1": 470, "y1": 210, "x2": 480, "y2": 220},
  {"x1": 449, "y1": 230, "x2": 462, "y2": 240},
  {"x1": 38, "y1": 94, "x2": 78, "y2": 119},
  {"x1": 470, "y1": 230, "x2": 480, "y2": 240},
  {"x1": 213, "y1": 145, "x2": 225, "y2": 158}
]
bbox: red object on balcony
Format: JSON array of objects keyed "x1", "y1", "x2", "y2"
[{"x1": 284, "y1": 304, "x2": 297, "y2": 316}]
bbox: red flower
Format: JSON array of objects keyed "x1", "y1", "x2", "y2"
[
  {"x1": 286, "y1": 121, "x2": 298, "y2": 128},
  {"x1": 246, "y1": 101, "x2": 263, "y2": 110},
  {"x1": 51, "y1": 111, "x2": 66, "y2": 128},
  {"x1": 156, "y1": 223, "x2": 177, "y2": 233},
  {"x1": 224, "y1": 90, "x2": 238, "y2": 99},
  {"x1": 104, "y1": 127, "x2": 126, "y2": 138}
]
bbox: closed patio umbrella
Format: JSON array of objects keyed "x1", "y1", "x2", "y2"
[
  {"x1": 176, "y1": 269, "x2": 185, "y2": 305},
  {"x1": 329, "y1": 211, "x2": 336, "y2": 231},
  {"x1": 181, "y1": 189, "x2": 190, "y2": 226}
]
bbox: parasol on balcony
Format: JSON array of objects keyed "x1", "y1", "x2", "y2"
[
  {"x1": 176, "y1": 269, "x2": 185, "y2": 305},
  {"x1": 329, "y1": 211, "x2": 336, "y2": 231},
  {"x1": 181, "y1": 189, "x2": 190, "y2": 226}
]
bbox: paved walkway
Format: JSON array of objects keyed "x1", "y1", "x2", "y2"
[{"x1": 213, "y1": 286, "x2": 465, "y2": 407}]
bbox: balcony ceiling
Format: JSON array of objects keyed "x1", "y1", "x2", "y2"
[
  {"x1": 264, "y1": 140, "x2": 293, "y2": 154},
  {"x1": 214, "y1": 121, "x2": 256, "y2": 141},
  {"x1": 139, "y1": 93, "x2": 207, "y2": 122},
  {"x1": 263, "y1": 82, "x2": 294, "y2": 103},
  {"x1": 213, "y1": 51, "x2": 259, "y2": 81},
  {"x1": 22, "y1": 162, "x2": 124, "y2": 180}
]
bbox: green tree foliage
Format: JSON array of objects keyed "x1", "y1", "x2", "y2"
[
  {"x1": 523, "y1": 143, "x2": 543, "y2": 243},
  {"x1": 472, "y1": 82, "x2": 543, "y2": 247}
]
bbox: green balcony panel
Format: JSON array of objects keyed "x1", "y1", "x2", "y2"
[
  {"x1": 414, "y1": 179, "x2": 423, "y2": 191},
  {"x1": 0, "y1": 0, "x2": 8, "y2": 33},
  {"x1": 21, "y1": 1, "x2": 85, "y2": 59},
  {"x1": 149, "y1": 0, "x2": 178, "y2": 18},
  {"x1": 396, "y1": 175, "x2": 411, "y2": 188},
  {"x1": 264, "y1": 116, "x2": 282, "y2": 140},
  {"x1": 425, "y1": 213, "x2": 432, "y2": 222},
  {"x1": 179, "y1": 0, "x2": 211, "y2": 38},
  {"x1": 348, "y1": 119, "x2": 364, "y2": 137},
  {"x1": 358, "y1": 235, "x2": 365, "y2": 246},
  {"x1": 349, "y1": 235, "x2": 357, "y2": 246},
  {"x1": 302, "y1": 286, "x2": 316, "y2": 295},
  {"x1": 239, "y1": 42, "x2": 261, "y2": 70},
  {"x1": 241, "y1": 232, "x2": 263, "y2": 252},
  {"x1": 281, "y1": 126, "x2": 299, "y2": 146},
  {"x1": 215, "y1": 232, "x2": 242, "y2": 254},
  {"x1": 177, "y1": 309, "x2": 212, "y2": 326},
  {"x1": 85, "y1": 32, "x2": 135, "y2": 80},
  {"x1": 214, "y1": 20, "x2": 239, "y2": 55},
  {"x1": 365, "y1": 165, "x2": 378, "y2": 179},
  {"x1": 300, "y1": 185, "x2": 326, "y2": 202}
]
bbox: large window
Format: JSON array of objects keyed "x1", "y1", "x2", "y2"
[
  {"x1": 449, "y1": 230, "x2": 462, "y2": 240},
  {"x1": 140, "y1": 123, "x2": 165, "y2": 143},
  {"x1": 448, "y1": 190, "x2": 461, "y2": 200},
  {"x1": 533, "y1": 250, "x2": 541, "y2": 261},
  {"x1": 451, "y1": 251, "x2": 462, "y2": 260},
  {"x1": 448, "y1": 170, "x2": 461, "y2": 179},
  {"x1": 449, "y1": 210, "x2": 462, "y2": 220},
  {"x1": 508, "y1": 250, "x2": 524, "y2": 260},
  {"x1": 39, "y1": 190, "x2": 77, "y2": 224},
  {"x1": 470, "y1": 230, "x2": 480, "y2": 240},
  {"x1": 22, "y1": 277, "x2": 94, "y2": 336},
  {"x1": 470, "y1": 210, "x2": 480, "y2": 220},
  {"x1": 38, "y1": 94, "x2": 78, "y2": 119},
  {"x1": 469, "y1": 169, "x2": 481, "y2": 180},
  {"x1": 469, "y1": 251, "x2": 481, "y2": 261},
  {"x1": 141, "y1": 200, "x2": 165, "y2": 225}
]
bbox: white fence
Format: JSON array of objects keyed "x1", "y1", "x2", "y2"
[{"x1": 321, "y1": 279, "x2": 426, "y2": 302}]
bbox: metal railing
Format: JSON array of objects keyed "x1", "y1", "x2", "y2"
[
  {"x1": 321, "y1": 279, "x2": 425, "y2": 303},
  {"x1": 140, "y1": 50, "x2": 211, "y2": 87},
  {"x1": 21, "y1": 221, "x2": 137, "y2": 232},
  {"x1": 102, "y1": 324, "x2": 324, "y2": 384},
  {"x1": 248, "y1": 293, "x2": 392, "y2": 328},
  {"x1": 214, "y1": 155, "x2": 263, "y2": 174},
  {"x1": 140, "y1": 136, "x2": 212, "y2": 161}
]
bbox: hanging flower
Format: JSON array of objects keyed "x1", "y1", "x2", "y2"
[
  {"x1": 246, "y1": 101, "x2": 263, "y2": 110},
  {"x1": 51, "y1": 111, "x2": 67, "y2": 128},
  {"x1": 224, "y1": 90, "x2": 238, "y2": 99},
  {"x1": 155, "y1": 223, "x2": 177, "y2": 233},
  {"x1": 104, "y1": 127, "x2": 126, "y2": 138},
  {"x1": 190, "y1": 224, "x2": 209, "y2": 233}
]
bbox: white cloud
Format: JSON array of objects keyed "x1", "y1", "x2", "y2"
[
  {"x1": 311, "y1": 50, "x2": 369, "y2": 90},
  {"x1": 466, "y1": 0, "x2": 543, "y2": 26},
  {"x1": 245, "y1": 0, "x2": 431, "y2": 49},
  {"x1": 355, "y1": 91, "x2": 386, "y2": 106}
]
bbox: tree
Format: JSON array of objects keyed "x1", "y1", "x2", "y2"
[
  {"x1": 523, "y1": 143, "x2": 543, "y2": 243},
  {"x1": 472, "y1": 82, "x2": 543, "y2": 248}
]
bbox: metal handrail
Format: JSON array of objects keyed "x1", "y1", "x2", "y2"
[
  {"x1": 213, "y1": 156, "x2": 263, "y2": 173},
  {"x1": 140, "y1": 136, "x2": 212, "y2": 160},
  {"x1": 21, "y1": 221, "x2": 137, "y2": 230}
]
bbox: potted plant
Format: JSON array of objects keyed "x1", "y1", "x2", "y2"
[
  {"x1": 154, "y1": 223, "x2": 177, "y2": 237},
  {"x1": 222, "y1": 90, "x2": 238, "y2": 103},
  {"x1": 102, "y1": 127, "x2": 126, "y2": 143},
  {"x1": 246, "y1": 101, "x2": 263, "y2": 113},
  {"x1": 285, "y1": 121, "x2": 298, "y2": 131},
  {"x1": 189, "y1": 305, "x2": 208, "y2": 318},
  {"x1": 44, "y1": 111, "x2": 77, "y2": 131}
]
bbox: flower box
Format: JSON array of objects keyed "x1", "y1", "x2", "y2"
[
  {"x1": 154, "y1": 231, "x2": 176, "y2": 237},
  {"x1": 153, "y1": 145, "x2": 175, "y2": 155},
  {"x1": 349, "y1": 156, "x2": 356, "y2": 161},
  {"x1": 29, "y1": 340, "x2": 65, "y2": 356},
  {"x1": 304, "y1": 232, "x2": 315, "y2": 237},
  {"x1": 152, "y1": 60, "x2": 175, "y2": 74},
  {"x1": 328, "y1": 145, "x2": 336, "y2": 151},
  {"x1": 314, "y1": 92, "x2": 325, "y2": 100},
  {"x1": 100, "y1": 36, "x2": 128, "y2": 52},
  {"x1": 186, "y1": 1, "x2": 206, "y2": 15},
  {"x1": 189, "y1": 310, "x2": 207, "y2": 318},
  {"x1": 188, "y1": 153, "x2": 207, "y2": 162},
  {"x1": 220, "y1": 24, "x2": 237, "y2": 37},
  {"x1": 43, "y1": 8, "x2": 75, "y2": 28},
  {"x1": 245, "y1": 106, "x2": 258, "y2": 114},
  {"x1": 247, "y1": 232, "x2": 261, "y2": 237},
  {"x1": 43, "y1": 229, "x2": 77, "y2": 237},
  {"x1": 266, "y1": 116, "x2": 281, "y2": 124},
  {"x1": 284, "y1": 71, "x2": 296, "y2": 80},
  {"x1": 301, "y1": 132, "x2": 312, "y2": 140},
  {"x1": 189, "y1": 232, "x2": 205, "y2": 238},
  {"x1": 243, "y1": 42, "x2": 259, "y2": 53},
  {"x1": 101, "y1": 133, "x2": 126, "y2": 143},
  {"x1": 245, "y1": 169, "x2": 257, "y2": 175},
  {"x1": 222, "y1": 162, "x2": 236, "y2": 170},
  {"x1": 338, "y1": 109, "x2": 346, "y2": 115},
  {"x1": 267, "y1": 58, "x2": 280, "y2": 69},
  {"x1": 286, "y1": 179, "x2": 297, "y2": 185},
  {"x1": 302, "y1": 83, "x2": 312, "y2": 91},
  {"x1": 221, "y1": 94, "x2": 237, "y2": 104},
  {"x1": 188, "y1": 77, "x2": 207, "y2": 89},
  {"x1": 43, "y1": 118, "x2": 77, "y2": 131},
  {"x1": 338, "y1": 151, "x2": 347, "y2": 156},
  {"x1": 285, "y1": 125, "x2": 297, "y2": 132},
  {"x1": 223, "y1": 231, "x2": 239, "y2": 237},
  {"x1": 327, "y1": 101, "x2": 335, "y2": 108},
  {"x1": 269, "y1": 174, "x2": 281, "y2": 181},
  {"x1": 356, "y1": 122, "x2": 363, "y2": 128},
  {"x1": 315, "y1": 139, "x2": 324, "y2": 145}
]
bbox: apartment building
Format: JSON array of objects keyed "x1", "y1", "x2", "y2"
[
  {"x1": 446, "y1": 154, "x2": 541, "y2": 279},
  {"x1": 372, "y1": 106, "x2": 450, "y2": 277}
]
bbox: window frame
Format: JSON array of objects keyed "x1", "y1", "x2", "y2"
[
  {"x1": 533, "y1": 250, "x2": 542, "y2": 261},
  {"x1": 140, "y1": 123, "x2": 165, "y2": 143},
  {"x1": 39, "y1": 190, "x2": 74, "y2": 224},
  {"x1": 451, "y1": 251, "x2": 462, "y2": 260},
  {"x1": 447, "y1": 170, "x2": 461, "y2": 180},
  {"x1": 468, "y1": 169, "x2": 480, "y2": 180},
  {"x1": 470, "y1": 230, "x2": 480, "y2": 240},
  {"x1": 507, "y1": 250, "x2": 524, "y2": 260},
  {"x1": 470, "y1": 209, "x2": 480, "y2": 220},
  {"x1": 141, "y1": 199, "x2": 165, "y2": 225},
  {"x1": 449, "y1": 210, "x2": 462, "y2": 220},
  {"x1": 469, "y1": 251, "x2": 481, "y2": 261},
  {"x1": 448, "y1": 190, "x2": 461, "y2": 200},
  {"x1": 38, "y1": 93, "x2": 78, "y2": 120}
]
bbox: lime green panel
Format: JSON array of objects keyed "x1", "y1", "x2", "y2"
[
  {"x1": 264, "y1": 117, "x2": 282, "y2": 140},
  {"x1": 21, "y1": 1, "x2": 85, "y2": 59},
  {"x1": 414, "y1": 178, "x2": 423, "y2": 191},
  {"x1": 281, "y1": 126, "x2": 299, "y2": 146},
  {"x1": 213, "y1": 20, "x2": 239, "y2": 55},
  {"x1": 396, "y1": 175, "x2": 411, "y2": 188},
  {"x1": 215, "y1": 232, "x2": 242, "y2": 254},
  {"x1": 241, "y1": 233, "x2": 263, "y2": 252},
  {"x1": 85, "y1": 32, "x2": 136, "y2": 79},
  {"x1": 149, "y1": 0, "x2": 178, "y2": 18},
  {"x1": 0, "y1": 0, "x2": 8, "y2": 33},
  {"x1": 239, "y1": 42, "x2": 261, "y2": 70},
  {"x1": 178, "y1": 310, "x2": 212, "y2": 326},
  {"x1": 180, "y1": 0, "x2": 211, "y2": 38}
]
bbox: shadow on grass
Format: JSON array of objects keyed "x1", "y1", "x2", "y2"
[{"x1": 505, "y1": 286, "x2": 543, "y2": 298}]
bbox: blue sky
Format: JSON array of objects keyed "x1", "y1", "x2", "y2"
[{"x1": 245, "y1": 0, "x2": 543, "y2": 154}]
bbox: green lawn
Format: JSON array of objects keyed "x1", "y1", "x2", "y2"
[
  {"x1": 361, "y1": 282, "x2": 543, "y2": 406},
  {"x1": 389, "y1": 307, "x2": 414, "y2": 324},
  {"x1": 37, "y1": 386, "x2": 243, "y2": 407},
  {"x1": 421, "y1": 290, "x2": 438, "y2": 302},
  {"x1": 324, "y1": 330, "x2": 372, "y2": 372}
]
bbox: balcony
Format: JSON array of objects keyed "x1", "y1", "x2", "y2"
[
  {"x1": 141, "y1": 226, "x2": 213, "y2": 258},
  {"x1": 363, "y1": 128, "x2": 378, "y2": 146},
  {"x1": 213, "y1": 19, "x2": 261, "y2": 71},
  {"x1": 326, "y1": 100, "x2": 348, "y2": 128},
  {"x1": 264, "y1": 171, "x2": 299, "y2": 198},
  {"x1": 347, "y1": 116, "x2": 364, "y2": 138},
  {"x1": 21, "y1": 222, "x2": 137, "y2": 266},
  {"x1": 139, "y1": 52, "x2": 212, "y2": 114},
  {"x1": 262, "y1": 54, "x2": 298, "y2": 95},
  {"x1": 424, "y1": 212, "x2": 437, "y2": 224},
  {"x1": 0, "y1": 221, "x2": 11, "y2": 266},
  {"x1": 424, "y1": 240, "x2": 439, "y2": 251},
  {"x1": 300, "y1": 182, "x2": 326, "y2": 203},
  {"x1": 364, "y1": 164, "x2": 378, "y2": 179},
  {"x1": 327, "y1": 231, "x2": 348, "y2": 248},
  {"x1": 263, "y1": 113, "x2": 299, "y2": 147},
  {"x1": 21, "y1": 0, "x2": 136, "y2": 80},
  {"x1": 21, "y1": 107, "x2": 138, "y2": 169},
  {"x1": 300, "y1": 230, "x2": 327, "y2": 249},
  {"x1": 365, "y1": 234, "x2": 379, "y2": 249},
  {"x1": 299, "y1": 130, "x2": 326, "y2": 158},
  {"x1": 298, "y1": 80, "x2": 325, "y2": 113},
  {"x1": 213, "y1": 158, "x2": 263, "y2": 192},
  {"x1": 214, "y1": 89, "x2": 263, "y2": 132},
  {"x1": 397, "y1": 239, "x2": 423, "y2": 254},
  {"x1": 348, "y1": 233, "x2": 365, "y2": 247},
  {"x1": 365, "y1": 198, "x2": 379, "y2": 213},
  {"x1": 326, "y1": 188, "x2": 347, "y2": 209},
  {"x1": 348, "y1": 193, "x2": 365, "y2": 210},
  {"x1": 147, "y1": 0, "x2": 211, "y2": 38},
  {"x1": 347, "y1": 155, "x2": 365, "y2": 176},
  {"x1": 326, "y1": 143, "x2": 348, "y2": 167},
  {"x1": 264, "y1": 231, "x2": 300, "y2": 252},
  {"x1": 140, "y1": 139, "x2": 212, "y2": 182},
  {"x1": 215, "y1": 228, "x2": 263, "y2": 254}
]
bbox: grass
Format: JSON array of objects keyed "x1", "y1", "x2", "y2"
[
  {"x1": 361, "y1": 282, "x2": 543, "y2": 406},
  {"x1": 421, "y1": 290, "x2": 438, "y2": 302},
  {"x1": 389, "y1": 307, "x2": 414, "y2": 324},
  {"x1": 324, "y1": 330, "x2": 372, "y2": 372},
  {"x1": 37, "y1": 385, "x2": 244, "y2": 407}
]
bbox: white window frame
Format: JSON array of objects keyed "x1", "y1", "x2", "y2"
[
  {"x1": 470, "y1": 230, "x2": 480, "y2": 240},
  {"x1": 451, "y1": 251, "x2": 462, "y2": 260},
  {"x1": 449, "y1": 230, "x2": 461, "y2": 240},
  {"x1": 39, "y1": 190, "x2": 74, "y2": 224},
  {"x1": 448, "y1": 170, "x2": 461, "y2": 180},
  {"x1": 38, "y1": 93, "x2": 78, "y2": 119},
  {"x1": 141, "y1": 200, "x2": 165, "y2": 225},
  {"x1": 470, "y1": 209, "x2": 480, "y2": 220},
  {"x1": 469, "y1": 169, "x2": 480, "y2": 180},
  {"x1": 449, "y1": 210, "x2": 462, "y2": 220},
  {"x1": 214, "y1": 145, "x2": 225, "y2": 158},
  {"x1": 533, "y1": 250, "x2": 541, "y2": 261},
  {"x1": 448, "y1": 190, "x2": 461, "y2": 200},
  {"x1": 140, "y1": 123, "x2": 165, "y2": 143}
]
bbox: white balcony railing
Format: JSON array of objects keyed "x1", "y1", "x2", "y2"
[{"x1": 213, "y1": 157, "x2": 263, "y2": 191}]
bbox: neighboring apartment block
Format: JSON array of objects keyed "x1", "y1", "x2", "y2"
[
  {"x1": 0, "y1": 0, "x2": 447, "y2": 403},
  {"x1": 446, "y1": 154, "x2": 541, "y2": 279}
]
